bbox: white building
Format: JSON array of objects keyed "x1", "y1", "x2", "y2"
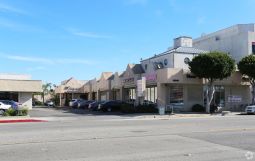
[
  {"x1": 0, "y1": 74, "x2": 42, "y2": 109},
  {"x1": 193, "y1": 23, "x2": 255, "y2": 62}
]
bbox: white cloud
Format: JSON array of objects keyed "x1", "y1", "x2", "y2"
[
  {"x1": 67, "y1": 28, "x2": 112, "y2": 39},
  {"x1": 0, "y1": 53, "x2": 97, "y2": 65},
  {"x1": 0, "y1": 18, "x2": 43, "y2": 32},
  {"x1": 72, "y1": 31, "x2": 111, "y2": 39},
  {"x1": 0, "y1": 3, "x2": 27, "y2": 15},
  {"x1": 6, "y1": 55, "x2": 54, "y2": 64}
]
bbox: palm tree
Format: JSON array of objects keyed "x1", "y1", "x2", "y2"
[{"x1": 42, "y1": 83, "x2": 52, "y2": 103}]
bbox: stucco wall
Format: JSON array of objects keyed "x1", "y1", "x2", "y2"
[
  {"x1": 224, "y1": 85, "x2": 251, "y2": 111},
  {"x1": 173, "y1": 53, "x2": 196, "y2": 69},
  {"x1": 193, "y1": 24, "x2": 255, "y2": 62},
  {"x1": 185, "y1": 85, "x2": 204, "y2": 111},
  {"x1": 19, "y1": 92, "x2": 33, "y2": 109}
]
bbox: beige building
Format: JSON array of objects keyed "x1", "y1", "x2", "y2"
[
  {"x1": 141, "y1": 36, "x2": 251, "y2": 111},
  {"x1": 55, "y1": 77, "x2": 87, "y2": 106},
  {"x1": 55, "y1": 25, "x2": 253, "y2": 112},
  {"x1": 110, "y1": 72, "x2": 122, "y2": 100},
  {"x1": 0, "y1": 74, "x2": 42, "y2": 109},
  {"x1": 96, "y1": 72, "x2": 113, "y2": 101}
]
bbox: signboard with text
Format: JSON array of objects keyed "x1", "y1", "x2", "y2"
[{"x1": 228, "y1": 95, "x2": 242, "y2": 103}]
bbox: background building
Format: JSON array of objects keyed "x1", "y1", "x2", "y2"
[
  {"x1": 55, "y1": 77, "x2": 87, "y2": 106},
  {"x1": 193, "y1": 23, "x2": 255, "y2": 62},
  {"x1": 0, "y1": 74, "x2": 42, "y2": 109}
]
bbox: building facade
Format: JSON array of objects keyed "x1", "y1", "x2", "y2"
[
  {"x1": 55, "y1": 24, "x2": 254, "y2": 111},
  {"x1": 0, "y1": 74, "x2": 42, "y2": 109},
  {"x1": 55, "y1": 77, "x2": 87, "y2": 106},
  {"x1": 193, "y1": 23, "x2": 255, "y2": 62}
]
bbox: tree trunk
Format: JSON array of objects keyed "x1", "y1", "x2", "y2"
[
  {"x1": 206, "y1": 81, "x2": 215, "y2": 113},
  {"x1": 42, "y1": 93, "x2": 45, "y2": 103}
]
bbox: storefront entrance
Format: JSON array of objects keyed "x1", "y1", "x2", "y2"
[{"x1": 203, "y1": 85, "x2": 225, "y2": 107}]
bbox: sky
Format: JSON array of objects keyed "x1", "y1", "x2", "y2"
[{"x1": 0, "y1": 0, "x2": 254, "y2": 85}]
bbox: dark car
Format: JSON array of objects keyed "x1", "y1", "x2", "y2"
[
  {"x1": 98, "y1": 100, "x2": 123, "y2": 112},
  {"x1": 88, "y1": 101, "x2": 106, "y2": 111},
  {"x1": 78, "y1": 100, "x2": 95, "y2": 109}
]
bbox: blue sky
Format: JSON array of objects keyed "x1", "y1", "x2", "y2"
[{"x1": 0, "y1": 0, "x2": 254, "y2": 85}]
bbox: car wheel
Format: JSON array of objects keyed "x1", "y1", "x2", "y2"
[{"x1": 107, "y1": 108, "x2": 112, "y2": 112}]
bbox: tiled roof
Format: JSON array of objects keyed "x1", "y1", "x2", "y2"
[
  {"x1": 142, "y1": 46, "x2": 208, "y2": 62},
  {"x1": 132, "y1": 64, "x2": 145, "y2": 74}
]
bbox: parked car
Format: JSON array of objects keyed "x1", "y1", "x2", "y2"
[
  {"x1": 69, "y1": 99, "x2": 83, "y2": 108},
  {"x1": 245, "y1": 105, "x2": 255, "y2": 114},
  {"x1": 78, "y1": 100, "x2": 95, "y2": 109},
  {"x1": 44, "y1": 100, "x2": 55, "y2": 107},
  {"x1": 0, "y1": 101, "x2": 12, "y2": 114},
  {"x1": 98, "y1": 100, "x2": 123, "y2": 112},
  {"x1": 88, "y1": 101, "x2": 105, "y2": 111},
  {"x1": 0, "y1": 100, "x2": 22, "y2": 110}
]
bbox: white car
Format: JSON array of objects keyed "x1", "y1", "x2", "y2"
[
  {"x1": 245, "y1": 105, "x2": 255, "y2": 114},
  {"x1": 0, "y1": 102, "x2": 12, "y2": 114}
]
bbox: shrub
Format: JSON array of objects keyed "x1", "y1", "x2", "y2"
[
  {"x1": 192, "y1": 104, "x2": 205, "y2": 112},
  {"x1": 2, "y1": 107, "x2": 29, "y2": 116},
  {"x1": 121, "y1": 103, "x2": 136, "y2": 113},
  {"x1": 136, "y1": 104, "x2": 158, "y2": 113},
  {"x1": 3, "y1": 108, "x2": 17, "y2": 116},
  {"x1": 17, "y1": 108, "x2": 28, "y2": 116}
]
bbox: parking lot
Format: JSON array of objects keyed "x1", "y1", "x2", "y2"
[{"x1": 0, "y1": 107, "x2": 255, "y2": 161}]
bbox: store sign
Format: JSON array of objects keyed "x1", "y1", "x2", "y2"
[
  {"x1": 145, "y1": 73, "x2": 157, "y2": 81},
  {"x1": 66, "y1": 87, "x2": 80, "y2": 92},
  {"x1": 137, "y1": 77, "x2": 146, "y2": 97},
  {"x1": 123, "y1": 77, "x2": 134, "y2": 83},
  {"x1": 228, "y1": 95, "x2": 242, "y2": 103}
]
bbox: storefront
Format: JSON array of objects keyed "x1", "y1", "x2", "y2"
[
  {"x1": 122, "y1": 64, "x2": 145, "y2": 104},
  {"x1": 0, "y1": 74, "x2": 42, "y2": 109},
  {"x1": 55, "y1": 77, "x2": 87, "y2": 106},
  {"x1": 96, "y1": 72, "x2": 113, "y2": 101},
  {"x1": 110, "y1": 72, "x2": 122, "y2": 100}
]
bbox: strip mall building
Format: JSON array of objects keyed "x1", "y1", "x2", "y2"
[
  {"x1": 56, "y1": 24, "x2": 255, "y2": 111},
  {"x1": 0, "y1": 74, "x2": 42, "y2": 109}
]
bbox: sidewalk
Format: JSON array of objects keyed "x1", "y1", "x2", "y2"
[
  {"x1": 127, "y1": 112, "x2": 242, "y2": 120},
  {"x1": 0, "y1": 115, "x2": 48, "y2": 123}
]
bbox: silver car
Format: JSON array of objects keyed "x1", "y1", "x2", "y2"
[{"x1": 245, "y1": 105, "x2": 255, "y2": 114}]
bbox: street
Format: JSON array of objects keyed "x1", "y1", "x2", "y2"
[{"x1": 0, "y1": 108, "x2": 255, "y2": 161}]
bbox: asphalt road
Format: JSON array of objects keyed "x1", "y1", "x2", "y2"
[{"x1": 0, "y1": 107, "x2": 255, "y2": 161}]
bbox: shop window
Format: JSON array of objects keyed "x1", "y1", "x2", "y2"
[
  {"x1": 145, "y1": 86, "x2": 157, "y2": 103},
  {"x1": 164, "y1": 59, "x2": 168, "y2": 66},
  {"x1": 203, "y1": 85, "x2": 225, "y2": 107},
  {"x1": 0, "y1": 92, "x2": 18, "y2": 102},
  {"x1": 169, "y1": 85, "x2": 183, "y2": 105},
  {"x1": 129, "y1": 88, "x2": 136, "y2": 100}
]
